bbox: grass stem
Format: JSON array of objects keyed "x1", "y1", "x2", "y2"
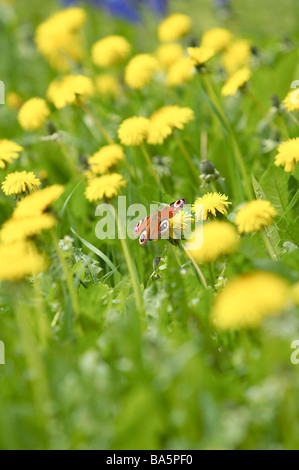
[{"x1": 202, "y1": 74, "x2": 254, "y2": 201}]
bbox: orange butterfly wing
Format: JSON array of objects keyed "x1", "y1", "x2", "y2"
[{"x1": 134, "y1": 199, "x2": 186, "y2": 247}]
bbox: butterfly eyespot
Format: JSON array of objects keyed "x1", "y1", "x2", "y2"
[
  {"x1": 139, "y1": 229, "x2": 148, "y2": 246},
  {"x1": 160, "y1": 219, "x2": 169, "y2": 232},
  {"x1": 174, "y1": 199, "x2": 185, "y2": 208}
]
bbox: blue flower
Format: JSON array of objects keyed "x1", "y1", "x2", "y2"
[{"x1": 61, "y1": 0, "x2": 168, "y2": 22}]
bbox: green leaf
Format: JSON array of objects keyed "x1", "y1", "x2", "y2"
[
  {"x1": 60, "y1": 179, "x2": 84, "y2": 219},
  {"x1": 252, "y1": 175, "x2": 284, "y2": 257},
  {"x1": 251, "y1": 258, "x2": 299, "y2": 282},
  {"x1": 284, "y1": 188, "x2": 299, "y2": 216},
  {"x1": 252, "y1": 174, "x2": 266, "y2": 200},
  {"x1": 276, "y1": 217, "x2": 299, "y2": 247},
  {"x1": 292, "y1": 163, "x2": 299, "y2": 182},
  {"x1": 259, "y1": 166, "x2": 291, "y2": 216}
]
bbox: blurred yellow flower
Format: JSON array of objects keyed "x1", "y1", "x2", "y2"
[
  {"x1": 187, "y1": 46, "x2": 215, "y2": 66},
  {"x1": 92, "y1": 35, "x2": 131, "y2": 67},
  {"x1": 283, "y1": 89, "x2": 299, "y2": 112},
  {"x1": 147, "y1": 105, "x2": 194, "y2": 145},
  {"x1": 125, "y1": 54, "x2": 159, "y2": 90},
  {"x1": 293, "y1": 282, "x2": 299, "y2": 305},
  {"x1": 0, "y1": 139, "x2": 23, "y2": 169},
  {"x1": 185, "y1": 221, "x2": 239, "y2": 263},
  {"x1": 47, "y1": 75, "x2": 94, "y2": 109},
  {"x1": 274, "y1": 137, "x2": 299, "y2": 172},
  {"x1": 35, "y1": 8, "x2": 86, "y2": 71},
  {"x1": 212, "y1": 271, "x2": 290, "y2": 329},
  {"x1": 85, "y1": 173, "x2": 126, "y2": 202},
  {"x1": 18, "y1": 98, "x2": 50, "y2": 131},
  {"x1": 88, "y1": 144, "x2": 125, "y2": 175},
  {"x1": 7, "y1": 91, "x2": 23, "y2": 110},
  {"x1": 222, "y1": 67, "x2": 251, "y2": 97},
  {"x1": 2, "y1": 171, "x2": 41, "y2": 196},
  {"x1": 222, "y1": 39, "x2": 251, "y2": 75},
  {"x1": 156, "y1": 43, "x2": 184, "y2": 69},
  {"x1": 235, "y1": 200, "x2": 277, "y2": 234},
  {"x1": 118, "y1": 116, "x2": 150, "y2": 146},
  {"x1": 14, "y1": 185, "x2": 65, "y2": 218},
  {"x1": 95, "y1": 75, "x2": 119, "y2": 98},
  {"x1": 0, "y1": 241, "x2": 47, "y2": 281},
  {"x1": 158, "y1": 13, "x2": 191, "y2": 42},
  {"x1": 166, "y1": 57, "x2": 194, "y2": 87},
  {"x1": 201, "y1": 27, "x2": 233, "y2": 53},
  {"x1": 0, "y1": 214, "x2": 56, "y2": 243},
  {"x1": 193, "y1": 192, "x2": 231, "y2": 221}
]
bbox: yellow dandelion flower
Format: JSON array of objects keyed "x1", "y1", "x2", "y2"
[
  {"x1": 169, "y1": 209, "x2": 194, "y2": 239},
  {"x1": 293, "y1": 282, "x2": 299, "y2": 306},
  {"x1": 118, "y1": 116, "x2": 150, "y2": 146},
  {"x1": 85, "y1": 173, "x2": 126, "y2": 202},
  {"x1": 185, "y1": 221, "x2": 239, "y2": 263},
  {"x1": 187, "y1": 46, "x2": 215, "y2": 66},
  {"x1": 212, "y1": 271, "x2": 290, "y2": 330},
  {"x1": 158, "y1": 13, "x2": 191, "y2": 42},
  {"x1": 222, "y1": 39, "x2": 251, "y2": 75},
  {"x1": 47, "y1": 75, "x2": 94, "y2": 109},
  {"x1": 95, "y1": 74, "x2": 119, "y2": 98},
  {"x1": 88, "y1": 144, "x2": 125, "y2": 175},
  {"x1": 35, "y1": 8, "x2": 86, "y2": 71},
  {"x1": 283, "y1": 89, "x2": 299, "y2": 112},
  {"x1": 125, "y1": 54, "x2": 159, "y2": 90},
  {"x1": 2, "y1": 171, "x2": 41, "y2": 196},
  {"x1": 221, "y1": 67, "x2": 251, "y2": 97},
  {"x1": 0, "y1": 214, "x2": 56, "y2": 243},
  {"x1": 201, "y1": 27, "x2": 233, "y2": 53},
  {"x1": 0, "y1": 241, "x2": 47, "y2": 282},
  {"x1": 13, "y1": 185, "x2": 65, "y2": 218},
  {"x1": 193, "y1": 192, "x2": 231, "y2": 221},
  {"x1": 0, "y1": 139, "x2": 23, "y2": 169},
  {"x1": 235, "y1": 200, "x2": 277, "y2": 234},
  {"x1": 7, "y1": 91, "x2": 23, "y2": 110},
  {"x1": 147, "y1": 105, "x2": 194, "y2": 145},
  {"x1": 274, "y1": 137, "x2": 299, "y2": 173},
  {"x1": 18, "y1": 97, "x2": 50, "y2": 131},
  {"x1": 92, "y1": 35, "x2": 131, "y2": 68},
  {"x1": 156, "y1": 43, "x2": 184, "y2": 69},
  {"x1": 166, "y1": 57, "x2": 194, "y2": 87}
]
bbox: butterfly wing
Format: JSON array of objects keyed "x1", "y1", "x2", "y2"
[{"x1": 134, "y1": 199, "x2": 186, "y2": 247}]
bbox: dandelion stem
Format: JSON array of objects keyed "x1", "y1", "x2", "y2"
[
  {"x1": 201, "y1": 74, "x2": 254, "y2": 201},
  {"x1": 261, "y1": 228, "x2": 277, "y2": 260},
  {"x1": 246, "y1": 89, "x2": 279, "y2": 132},
  {"x1": 209, "y1": 180, "x2": 218, "y2": 193},
  {"x1": 173, "y1": 133, "x2": 200, "y2": 184},
  {"x1": 288, "y1": 112, "x2": 299, "y2": 127},
  {"x1": 201, "y1": 130, "x2": 208, "y2": 160},
  {"x1": 278, "y1": 114, "x2": 290, "y2": 139},
  {"x1": 140, "y1": 143, "x2": 160, "y2": 186},
  {"x1": 182, "y1": 245, "x2": 208, "y2": 289},
  {"x1": 246, "y1": 88, "x2": 268, "y2": 116},
  {"x1": 80, "y1": 102, "x2": 114, "y2": 144},
  {"x1": 208, "y1": 262, "x2": 216, "y2": 288},
  {"x1": 55, "y1": 135, "x2": 77, "y2": 173}
]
